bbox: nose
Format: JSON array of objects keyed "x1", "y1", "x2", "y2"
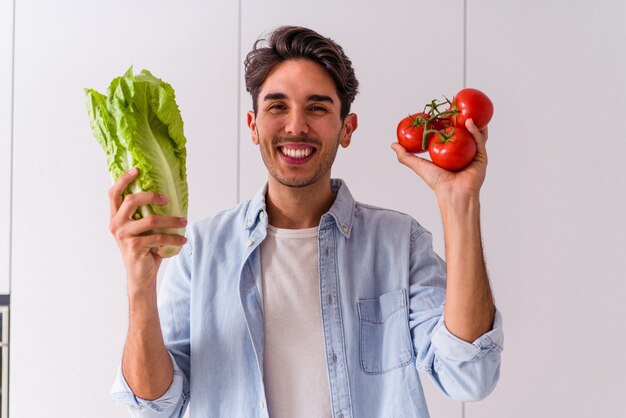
[{"x1": 285, "y1": 109, "x2": 309, "y2": 135}]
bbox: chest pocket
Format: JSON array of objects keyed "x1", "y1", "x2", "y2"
[{"x1": 357, "y1": 288, "x2": 414, "y2": 374}]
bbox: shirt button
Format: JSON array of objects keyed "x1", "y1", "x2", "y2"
[
  {"x1": 341, "y1": 226, "x2": 348, "y2": 233},
  {"x1": 260, "y1": 212, "x2": 265, "y2": 219},
  {"x1": 260, "y1": 400, "x2": 265, "y2": 409},
  {"x1": 327, "y1": 294, "x2": 333, "y2": 305},
  {"x1": 332, "y1": 352, "x2": 338, "y2": 363},
  {"x1": 246, "y1": 240, "x2": 254, "y2": 247}
]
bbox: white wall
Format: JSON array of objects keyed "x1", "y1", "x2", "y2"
[
  {"x1": 9, "y1": 1, "x2": 238, "y2": 418},
  {"x1": 466, "y1": 1, "x2": 626, "y2": 417},
  {"x1": 0, "y1": 0, "x2": 13, "y2": 294},
  {"x1": 3, "y1": 1, "x2": 625, "y2": 417}
]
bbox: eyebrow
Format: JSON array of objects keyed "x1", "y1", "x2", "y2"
[
  {"x1": 263, "y1": 92, "x2": 334, "y2": 104},
  {"x1": 306, "y1": 94, "x2": 334, "y2": 104},
  {"x1": 263, "y1": 92, "x2": 288, "y2": 101}
]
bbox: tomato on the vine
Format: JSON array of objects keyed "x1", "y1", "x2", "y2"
[
  {"x1": 428, "y1": 126, "x2": 476, "y2": 172},
  {"x1": 396, "y1": 112, "x2": 444, "y2": 154},
  {"x1": 451, "y1": 88, "x2": 493, "y2": 130},
  {"x1": 396, "y1": 87, "x2": 492, "y2": 171}
]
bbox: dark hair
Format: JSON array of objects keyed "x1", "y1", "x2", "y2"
[{"x1": 244, "y1": 25, "x2": 359, "y2": 119}]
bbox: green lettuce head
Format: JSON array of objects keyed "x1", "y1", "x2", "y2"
[{"x1": 85, "y1": 66, "x2": 188, "y2": 258}]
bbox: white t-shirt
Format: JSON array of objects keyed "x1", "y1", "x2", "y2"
[{"x1": 260, "y1": 225, "x2": 332, "y2": 418}]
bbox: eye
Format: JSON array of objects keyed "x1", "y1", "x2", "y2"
[
  {"x1": 309, "y1": 105, "x2": 328, "y2": 114},
  {"x1": 267, "y1": 103, "x2": 287, "y2": 113}
]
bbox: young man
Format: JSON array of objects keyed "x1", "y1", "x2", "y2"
[{"x1": 110, "y1": 26, "x2": 502, "y2": 418}]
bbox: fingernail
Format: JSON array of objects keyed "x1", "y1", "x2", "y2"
[
  {"x1": 180, "y1": 218, "x2": 188, "y2": 225},
  {"x1": 159, "y1": 194, "x2": 169, "y2": 202},
  {"x1": 128, "y1": 167, "x2": 137, "y2": 174}
]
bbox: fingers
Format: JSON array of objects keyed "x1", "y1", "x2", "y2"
[
  {"x1": 116, "y1": 191, "x2": 169, "y2": 221},
  {"x1": 391, "y1": 142, "x2": 428, "y2": 174},
  {"x1": 109, "y1": 213, "x2": 188, "y2": 260},
  {"x1": 465, "y1": 118, "x2": 488, "y2": 144},
  {"x1": 107, "y1": 167, "x2": 188, "y2": 258},
  {"x1": 109, "y1": 197, "x2": 185, "y2": 244},
  {"x1": 481, "y1": 126, "x2": 489, "y2": 142},
  {"x1": 391, "y1": 142, "x2": 442, "y2": 189},
  {"x1": 127, "y1": 233, "x2": 188, "y2": 257},
  {"x1": 126, "y1": 215, "x2": 188, "y2": 237},
  {"x1": 465, "y1": 119, "x2": 488, "y2": 162},
  {"x1": 108, "y1": 167, "x2": 139, "y2": 220}
]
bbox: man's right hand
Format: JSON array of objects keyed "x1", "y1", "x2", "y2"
[{"x1": 108, "y1": 167, "x2": 188, "y2": 294}]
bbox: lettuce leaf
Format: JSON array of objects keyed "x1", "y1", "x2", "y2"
[{"x1": 85, "y1": 66, "x2": 188, "y2": 258}]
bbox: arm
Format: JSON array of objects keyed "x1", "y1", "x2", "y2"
[
  {"x1": 397, "y1": 121, "x2": 502, "y2": 400},
  {"x1": 108, "y1": 167, "x2": 188, "y2": 399},
  {"x1": 437, "y1": 189, "x2": 494, "y2": 341},
  {"x1": 392, "y1": 119, "x2": 494, "y2": 342},
  {"x1": 122, "y1": 282, "x2": 173, "y2": 400},
  {"x1": 407, "y1": 224, "x2": 501, "y2": 401}
]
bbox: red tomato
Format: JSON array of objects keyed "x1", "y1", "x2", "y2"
[
  {"x1": 452, "y1": 88, "x2": 493, "y2": 130},
  {"x1": 396, "y1": 113, "x2": 444, "y2": 154},
  {"x1": 428, "y1": 126, "x2": 476, "y2": 171}
]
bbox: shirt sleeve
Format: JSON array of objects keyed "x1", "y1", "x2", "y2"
[
  {"x1": 110, "y1": 233, "x2": 194, "y2": 416},
  {"x1": 428, "y1": 309, "x2": 503, "y2": 401},
  {"x1": 407, "y1": 222, "x2": 503, "y2": 401},
  {"x1": 110, "y1": 352, "x2": 189, "y2": 417}
]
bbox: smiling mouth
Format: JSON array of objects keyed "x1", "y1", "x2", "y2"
[{"x1": 279, "y1": 146, "x2": 316, "y2": 159}]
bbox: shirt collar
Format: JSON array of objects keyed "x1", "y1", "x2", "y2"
[
  {"x1": 244, "y1": 183, "x2": 269, "y2": 230},
  {"x1": 243, "y1": 178, "x2": 356, "y2": 239},
  {"x1": 324, "y1": 178, "x2": 355, "y2": 238}
]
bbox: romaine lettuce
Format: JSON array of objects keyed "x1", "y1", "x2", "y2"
[{"x1": 85, "y1": 67, "x2": 188, "y2": 258}]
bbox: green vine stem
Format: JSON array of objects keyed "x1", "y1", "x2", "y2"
[{"x1": 420, "y1": 95, "x2": 459, "y2": 150}]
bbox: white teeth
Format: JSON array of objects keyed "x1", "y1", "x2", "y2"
[{"x1": 281, "y1": 147, "x2": 313, "y2": 159}]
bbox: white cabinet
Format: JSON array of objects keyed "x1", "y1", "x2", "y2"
[
  {"x1": 466, "y1": 1, "x2": 626, "y2": 417},
  {"x1": 9, "y1": 1, "x2": 239, "y2": 417},
  {"x1": 0, "y1": 0, "x2": 13, "y2": 295}
]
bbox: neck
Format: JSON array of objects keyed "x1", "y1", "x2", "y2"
[{"x1": 265, "y1": 178, "x2": 336, "y2": 229}]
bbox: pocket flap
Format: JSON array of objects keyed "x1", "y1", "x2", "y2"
[{"x1": 358, "y1": 289, "x2": 407, "y2": 324}]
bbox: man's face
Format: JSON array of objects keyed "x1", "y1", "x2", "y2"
[{"x1": 247, "y1": 59, "x2": 357, "y2": 189}]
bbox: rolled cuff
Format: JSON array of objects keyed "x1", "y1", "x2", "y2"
[
  {"x1": 432, "y1": 309, "x2": 503, "y2": 362},
  {"x1": 111, "y1": 352, "x2": 186, "y2": 414}
]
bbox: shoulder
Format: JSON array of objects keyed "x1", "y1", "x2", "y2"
[
  {"x1": 183, "y1": 200, "x2": 251, "y2": 254},
  {"x1": 353, "y1": 201, "x2": 430, "y2": 239},
  {"x1": 191, "y1": 200, "x2": 249, "y2": 231}
]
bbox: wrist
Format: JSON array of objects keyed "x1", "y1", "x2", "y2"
[
  {"x1": 436, "y1": 188, "x2": 481, "y2": 217},
  {"x1": 127, "y1": 269, "x2": 158, "y2": 296},
  {"x1": 127, "y1": 278, "x2": 158, "y2": 314}
]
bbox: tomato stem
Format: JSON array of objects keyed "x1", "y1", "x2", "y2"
[
  {"x1": 419, "y1": 96, "x2": 459, "y2": 149},
  {"x1": 430, "y1": 128, "x2": 452, "y2": 144}
]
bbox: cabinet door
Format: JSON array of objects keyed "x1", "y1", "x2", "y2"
[
  {"x1": 239, "y1": 2, "x2": 465, "y2": 417},
  {"x1": 10, "y1": 1, "x2": 239, "y2": 417},
  {"x1": 0, "y1": 0, "x2": 13, "y2": 295},
  {"x1": 466, "y1": 1, "x2": 626, "y2": 417}
]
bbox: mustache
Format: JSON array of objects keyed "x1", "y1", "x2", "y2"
[{"x1": 272, "y1": 136, "x2": 321, "y2": 147}]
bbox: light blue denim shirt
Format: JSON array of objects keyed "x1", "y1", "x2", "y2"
[{"x1": 112, "y1": 179, "x2": 503, "y2": 418}]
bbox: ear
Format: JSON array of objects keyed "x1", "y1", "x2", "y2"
[
  {"x1": 247, "y1": 111, "x2": 259, "y2": 145},
  {"x1": 339, "y1": 113, "x2": 358, "y2": 148}
]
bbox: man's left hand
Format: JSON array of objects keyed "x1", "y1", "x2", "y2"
[{"x1": 391, "y1": 118, "x2": 488, "y2": 199}]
